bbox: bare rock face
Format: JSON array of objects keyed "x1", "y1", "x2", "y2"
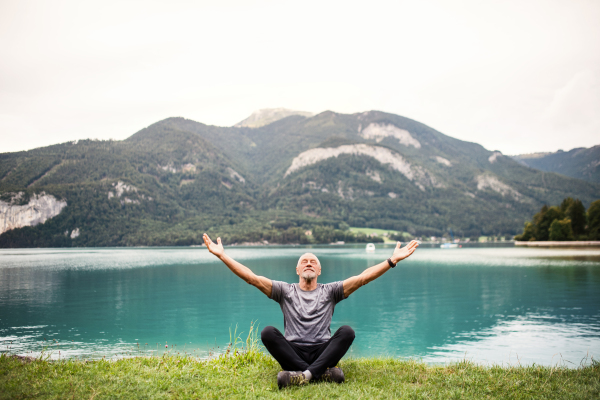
[
  {"x1": 476, "y1": 175, "x2": 523, "y2": 202},
  {"x1": 285, "y1": 144, "x2": 443, "y2": 191},
  {"x1": 488, "y1": 151, "x2": 503, "y2": 164},
  {"x1": 70, "y1": 227, "x2": 80, "y2": 239},
  {"x1": 107, "y1": 181, "x2": 151, "y2": 204},
  {"x1": 0, "y1": 192, "x2": 67, "y2": 235},
  {"x1": 435, "y1": 156, "x2": 452, "y2": 167},
  {"x1": 227, "y1": 168, "x2": 246, "y2": 184},
  {"x1": 360, "y1": 123, "x2": 421, "y2": 148}
]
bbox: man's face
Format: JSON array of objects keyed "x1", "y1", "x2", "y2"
[{"x1": 296, "y1": 253, "x2": 321, "y2": 281}]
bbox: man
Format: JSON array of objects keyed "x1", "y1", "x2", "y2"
[{"x1": 202, "y1": 233, "x2": 419, "y2": 388}]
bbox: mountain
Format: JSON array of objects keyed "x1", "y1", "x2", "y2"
[
  {"x1": 1, "y1": 110, "x2": 599, "y2": 247},
  {"x1": 0, "y1": 124, "x2": 256, "y2": 247},
  {"x1": 234, "y1": 108, "x2": 314, "y2": 128},
  {"x1": 511, "y1": 146, "x2": 600, "y2": 184}
]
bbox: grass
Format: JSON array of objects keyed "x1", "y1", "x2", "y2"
[
  {"x1": 349, "y1": 227, "x2": 409, "y2": 243},
  {"x1": 2, "y1": 352, "x2": 598, "y2": 399},
  {"x1": 349, "y1": 227, "x2": 401, "y2": 236},
  {"x1": 2, "y1": 324, "x2": 598, "y2": 399}
]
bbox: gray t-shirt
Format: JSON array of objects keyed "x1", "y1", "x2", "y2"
[{"x1": 270, "y1": 280, "x2": 346, "y2": 345}]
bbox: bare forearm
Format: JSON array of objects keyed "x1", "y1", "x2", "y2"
[
  {"x1": 203, "y1": 233, "x2": 272, "y2": 296},
  {"x1": 217, "y1": 253, "x2": 272, "y2": 296},
  {"x1": 357, "y1": 260, "x2": 391, "y2": 285},
  {"x1": 218, "y1": 253, "x2": 256, "y2": 283},
  {"x1": 343, "y1": 240, "x2": 419, "y2": 297},
  {"x1": 343, "y1": 260, "x2": 390, "y2": 297},
  {"x1": 362, "y1": 240, "x2": 418, "y2": 285}
]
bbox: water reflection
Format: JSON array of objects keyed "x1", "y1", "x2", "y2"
[
  {"x1": 424, "y1": 315, "x2": 600, "y2": 366},
  {"x1": 1, "y1": 246, "x2": 599, "y2": 365}
]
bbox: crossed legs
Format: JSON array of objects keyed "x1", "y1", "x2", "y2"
[{"x1": 261, "y1": 325, "x2": 355, "y2": 379}]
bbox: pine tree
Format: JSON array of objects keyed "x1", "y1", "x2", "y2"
[
  {"x1": 562, "y1": 198, "x2": 587, "y2": 238},
  {"x1": 588, "y1": 200, "x2": 600, "y2": 240}
]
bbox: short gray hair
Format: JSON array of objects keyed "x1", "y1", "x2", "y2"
[{"x1": 297, "y1": 252, "x2": 321, "y2": 268}]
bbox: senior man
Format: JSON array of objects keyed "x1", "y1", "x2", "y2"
[{"x1": 202, "y1": 233, "x2": 419, "y2": 388}]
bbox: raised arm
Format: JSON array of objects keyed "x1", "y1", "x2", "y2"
[
  {"x1": 202, "y1": 233, "x2": 273, "y2": 297},
  {"x1": 343, "y1": 240, "x2": 419, "y2": 297}
]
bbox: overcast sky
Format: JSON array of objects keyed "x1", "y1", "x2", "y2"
[{"x1": 1, "y1": 0, "x2": 599, "y2": 155}]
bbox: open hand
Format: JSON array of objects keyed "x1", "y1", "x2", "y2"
[
  {"x1": 203, "y1": 233, "x2": 224, "y2": 257},
  {"x1": 391, "y1": 240, "x2": 419, "y2": 264}
]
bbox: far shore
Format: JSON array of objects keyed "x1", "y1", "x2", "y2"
[{"x1": 515, "y1": 241, "x2": 600, "y2": 247}]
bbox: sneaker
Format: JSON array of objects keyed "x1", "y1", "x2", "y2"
[
  {"x1": 277, "y1": 371, "x2": 308, "y2": 389},
  {"x1": 320, "y1": 367, "x2": 345, "y2": 383}
]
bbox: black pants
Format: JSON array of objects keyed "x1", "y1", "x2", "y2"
[{"x1": 261, "y1": 325, "x2": 355, "y2": 379}]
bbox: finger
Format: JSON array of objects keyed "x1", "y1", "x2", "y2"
[
  {"x1": 203, "y1": 233, "x2": 213, "y2": 246},
  {"x1": 396, "y1": 241, "x2": 402, "y2": 249},
  {"x1": 217, "y1": 237, "x2": 222, "y2": 246}
]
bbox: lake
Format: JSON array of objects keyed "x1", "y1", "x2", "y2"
[{"x1": 1, "y1": 244, "x2": 599, "y2": 367}]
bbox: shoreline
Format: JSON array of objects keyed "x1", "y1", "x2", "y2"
[
  {"x1": 515, "y1": 241, "x2": 600, "y2": 247},
  {"x1": 0, "y1": 242, "x2": 519, "y2": 250}
]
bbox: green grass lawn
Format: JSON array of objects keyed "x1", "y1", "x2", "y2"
[
  {"x1": 2, "y1": 351, "x2": 598, "y2": 399},
  {"x1": 349, "y1": 227, "x2": 400, "y2": 236},
  {"x1": 349, "y1": 227, "x2": 410, "y2": 243}
]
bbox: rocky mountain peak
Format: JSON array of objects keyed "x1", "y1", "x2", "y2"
[{"x1": 234, "y1": 108, "x2": 314, "y2": 128}]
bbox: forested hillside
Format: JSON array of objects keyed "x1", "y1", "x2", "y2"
[
  {"x1": 512, "y1": 146, "x2": 600, "y2": 184},
  {"x1": 1, "y1": 110, "x2": 599, "y2": 247}
]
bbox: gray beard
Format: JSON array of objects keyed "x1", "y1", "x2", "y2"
[{"x1": 301, "y1": 272, "x2": 316, "y2": 281}]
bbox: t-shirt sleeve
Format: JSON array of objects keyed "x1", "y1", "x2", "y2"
[
  {"x1": 270, "y1": 280, "x2": 286, "y2": 303},
  {"x1": 330, "y1": 281, "x2": 346, "y2": 304}
]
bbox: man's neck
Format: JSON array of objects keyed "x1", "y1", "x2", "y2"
[{"x1": 298, "y1": 278, "x2": 318, "y2": 291}]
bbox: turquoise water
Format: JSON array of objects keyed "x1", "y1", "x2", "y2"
[{"x1": 1, "y1": 245, "x2": 599, "y2": 366}]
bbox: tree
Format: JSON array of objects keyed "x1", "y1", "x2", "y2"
[
  {"x1": 549, "y1": 218, "x2": 574, "y2": 241},
  {"x1": 562, "y1": 198, "x2": 587, "y2": 238},
  {"x1": 515, "y1": 198, "x2": 599, "y2": 242},
  {"x1": 560, "y1": 197, "x2": 574, "y2": 213},
  {"x1": 533, "y1": 206, "x2": 564, "y2": 241},
  {"x1": 514, "y1": 221, "x2": 535, "y2": 241},
  {"x1": 588, "y1": 200, "x2": 600, "y2": 240}
]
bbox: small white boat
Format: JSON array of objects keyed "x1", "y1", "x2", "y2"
[
  {"x1": 440, "y1": 243, "x2": 459, "y2": 249},
  {"x1": 366, "y1": 243, "x2": 375, "y2": 252}
]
